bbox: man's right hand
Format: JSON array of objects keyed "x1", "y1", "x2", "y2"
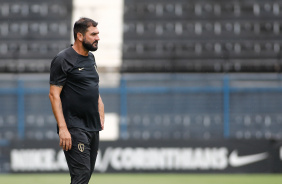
[
  {"x1": 49, "y1": 85, "x2": 72, "y2": 151},
  {"x1": 59, "y1": 127, "x2": 72, "y2": 151}
]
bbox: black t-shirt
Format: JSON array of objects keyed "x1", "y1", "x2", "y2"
[{"x1": 50, "y1": 46, "x2": 102, "y2": 132}]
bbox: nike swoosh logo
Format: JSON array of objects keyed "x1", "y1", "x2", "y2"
[
  {"x1": 229, "y1": 150, "x2": 269, "y2": 167},
  {"x1": 78, "y1": 68, "x2": 84, "y2": 71}
]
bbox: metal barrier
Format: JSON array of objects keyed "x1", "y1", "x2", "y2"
[{"x1": 0, "y1": 74, "x2": 282, "y2": 143}]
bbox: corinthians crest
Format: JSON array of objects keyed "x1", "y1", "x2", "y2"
[{"x1": 78, "y1": 143, "x2": 84, "y2": 152}]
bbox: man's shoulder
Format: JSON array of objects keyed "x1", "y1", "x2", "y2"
[
  {"x1": 88, "y1": 51, "x2": 94, "y2": 56},
  {"x1": 88, "y1": 52, "x2": 96, "y2": 63},
  {"x1": 88, "y1": 51, "x2": 95, "y2": 58},
  {"x1": 57, "y1": 47, "x2": 76, "y2": 58},
  {"x1": 54, "y1": 47, "x2": 78, "y2": 64}
]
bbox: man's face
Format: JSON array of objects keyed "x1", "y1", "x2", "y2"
[{"x1": 82, "y1": 26, "x2": 100, "y2": 51}]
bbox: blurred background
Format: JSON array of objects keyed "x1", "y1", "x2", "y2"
[{"x1": 1, "y1": 0, "x2": 282, "y2": 175}]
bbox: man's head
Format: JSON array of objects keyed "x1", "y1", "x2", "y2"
[{"x1": 73, "y1": 17, "x2": 100, "y2": 51}]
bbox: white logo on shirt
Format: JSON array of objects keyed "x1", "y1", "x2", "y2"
[{"x1": 78, "y1": 68, "x2": 84, "y2": 71}]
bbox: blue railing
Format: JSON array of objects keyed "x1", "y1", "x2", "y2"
[{"x1": 1, "y1": 74, "x2": 282, "y2": 143}]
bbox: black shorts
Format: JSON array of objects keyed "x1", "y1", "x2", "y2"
[{"x1": 64, "y1": 128, "x2": 100, "y2": 184}]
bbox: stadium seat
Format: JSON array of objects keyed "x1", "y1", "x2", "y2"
[
  {"x1": 0, "y1": 0, "x2": 72, "y2": 72},
  {"x1": 122, "y1": 0, "x2": 282, "y2": 73}
]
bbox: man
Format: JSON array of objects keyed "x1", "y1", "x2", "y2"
[{"x1": 49, "y1": 17, "x2": 104, "y2": 184}]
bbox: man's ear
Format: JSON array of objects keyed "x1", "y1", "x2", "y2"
[{"x1": 77, "y1": 32, "x2": 83, "y2": 42}]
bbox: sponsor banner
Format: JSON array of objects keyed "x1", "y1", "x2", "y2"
[
  {"x1": 271, "y1": 140, "x2": 282, "y2": 172},
  {"x1": 96, "y1": 140, "x2": 274, "y2": 173},
  {"x1": 5, "y1": 140, "x2": 282, "y2": 173},
  {"x1": 8, "y1": 141, "x2": 67, "y2": 172}
]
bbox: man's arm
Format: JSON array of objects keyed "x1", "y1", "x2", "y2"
[
  {"x1": 49, "y1": 84, "x2": 72, "y2": 151},
  {"x1": 98, "y1": 94, "x2": 105, "y2": 130}
]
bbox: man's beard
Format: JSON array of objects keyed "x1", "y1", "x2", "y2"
[{"x1": 82, "y1": 38, "x2": 98, "y2": 51}]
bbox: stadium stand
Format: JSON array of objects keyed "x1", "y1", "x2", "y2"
[
  {"x1": 0, "y1": 0, "x2": 282, "y2": 142},
  {"x1": 122, "y1": 0, "x2": 282, "y2": 72},
  {"x1": 0, "y1": 0, "x2": 72, "y2": 73}
]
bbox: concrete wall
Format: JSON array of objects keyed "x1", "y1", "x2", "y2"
[{"x1": 72, "y1": 0, "x2": 124, "y2": 72}]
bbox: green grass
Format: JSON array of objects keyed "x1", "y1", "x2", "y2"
[{"x1": 0, "y1": 173, "x2": 282, "y2": 184}]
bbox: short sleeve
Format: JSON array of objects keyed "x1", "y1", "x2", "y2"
[{"x1": 49, "y1": 55, "x2": 67, "y2": 86}]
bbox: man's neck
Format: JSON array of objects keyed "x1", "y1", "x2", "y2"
[{"x1": 72, "y1": 42, "x2": 88, "y2": 56}]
